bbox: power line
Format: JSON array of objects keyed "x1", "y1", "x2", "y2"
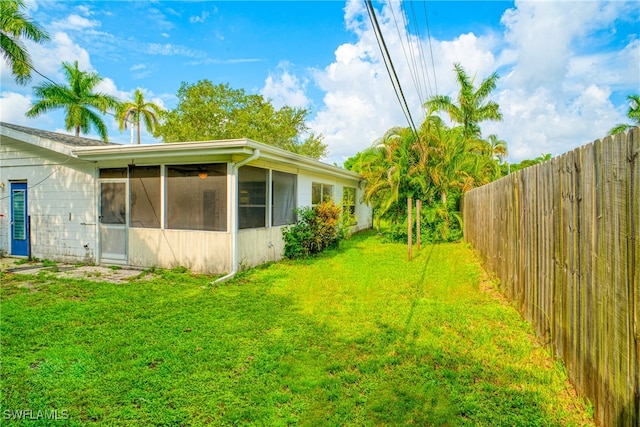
[
  {"x1": 365, "y1": 1, "x2": 413, "y2": 134},
  {"x1": 365, "y1": 0, "x2": 419, "y2": 138},
  {"x1": 422, "y1": 0, "x2": 439, "y2": 95},
  {"x1": 389, "y1": 1, "x2": 425, "y2": 106},
  {"x1": 406, "y1": 0, "x2": 434, "y2": 99}
]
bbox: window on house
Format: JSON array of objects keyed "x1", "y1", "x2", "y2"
[
  {"x1": 129, "y1": 166, "x2": 160, "y2": 228},
  {"x1": 166, "y1": 164, "x2": 227, "y2": 231},
  {"x1": 312, "y1": 182, "x2": 333, "y2": 205},
  {"x1": 238, "y1": 166, "x2": 267, "y2": 229},
  {"x1": 272, "y1": 171, "x2": 297, "y2": 226},
  {"x1": 342, "y1": 186, "x2": 356, "y2": 216}
]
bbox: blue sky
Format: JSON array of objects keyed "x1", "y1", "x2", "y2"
[{"x1": 1, "y1": 0, "x2": 638, "y2": 165}]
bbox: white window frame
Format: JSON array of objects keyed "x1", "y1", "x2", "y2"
[{"x1": 311, "y1": 182, "x2": 334, "y2": 206}]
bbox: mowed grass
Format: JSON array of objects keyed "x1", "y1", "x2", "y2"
[{"x1": 1, "y1": 230, "x2": 593, "y2": 426}]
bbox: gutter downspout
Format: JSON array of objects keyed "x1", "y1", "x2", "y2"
[{"x1": 214, "y1": 148, "x2": 261, "y2": 283}]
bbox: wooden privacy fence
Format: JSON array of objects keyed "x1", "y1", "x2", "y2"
[{"x1": 463, "y1": 128, "x2": 639, "y2": 426}]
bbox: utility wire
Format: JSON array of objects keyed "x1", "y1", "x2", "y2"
[
  {"x1": 422, "y1": 0, "x2": 439, "y2": 95},
  {"x1": 389, "y1": 1, "x2": 425, "y2": 107},
  {"x1": 365, "y1": 0, "x2": 419, "y2": 138},
  {"x1": 24, "y1": 61, "x2": 135, "y2": 126},
  {"x1": 407, "y1": 0, "x2": 434, "y2": 99},
  {"x1": 365, "y1": 1, "x2": 413, "y2": 135}
]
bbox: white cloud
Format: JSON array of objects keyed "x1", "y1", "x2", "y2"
[
  {"x1": 306, "y1": 0, "x2": 638, "y2": 165},
  {"x1": 147, "y1": 8, "x2": 174, "y2": 31},
  {"x1": 188, "y1": 58, "x2": 263, "y2": 66},
  {"x1": 492, "y1": 0, "x2": 637, "y2": 161},
  {"x1": 567, "y1": 39, "x2": 640, "y2": 89},
  {"x1": 23, "y1": 0, "x2": 38, "y2": 12},
  {"x1": 128, "y1": 64, "x2": 151, "y2": 80},
  {"x1": 261, "y1": 63, "x2": 310, "y2": 109},
  {"x1": 189, "y1": 11, "x2": 209, "y2": 24},
  {"x1": 16, "y1": 31, "x2": 94, "y2": 82},
  {"x1": 0, "y1": 92, "x2": 34, "y2": 125},
  {"x1": 146, "y1": 43, "x2": 205, "y2": 58},
  {"x1": 76, "y1": 5, "x2": 94, "y2": 16},
  {"x1": 51, "y1": 14, "x2": 100, "y2": 31},
  {"x1": 309, "y1": 0, "x2": 498, "y2": 163},
  {"x1": 0, "y1": 30, "x2": 92, "y2": 88},
  {"x1": 94, "y1": 78, "x2": 131, "y2": 102}
]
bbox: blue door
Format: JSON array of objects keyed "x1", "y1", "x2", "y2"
[{"x1": 10, "y1": 182, "x2": 29, "y2": 256}]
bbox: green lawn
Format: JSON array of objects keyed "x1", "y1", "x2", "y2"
[{"x1": 1, "y1": 230, "x2": 593, "y2": 426}]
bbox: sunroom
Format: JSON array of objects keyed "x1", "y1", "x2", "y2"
[{"x1": 74, "y1": 139, "x2": 372, "y2": 274}]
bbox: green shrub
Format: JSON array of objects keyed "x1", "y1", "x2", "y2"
[
  {"x1": 338, "y1": 209, "x2": 356, "y2": 241},
  {"x1": 381, "y1": 202, "x2": 463, "y2": 244},
  {"x1": 282, "y1": 201, "x2": 343, "y2": 259}
]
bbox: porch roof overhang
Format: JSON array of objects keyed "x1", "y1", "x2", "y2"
[{"x1": 73, "y1": 138, "x2": 362, "y2": 181}]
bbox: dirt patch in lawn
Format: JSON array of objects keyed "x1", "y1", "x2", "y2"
[
  {"x1": 1, "y1": 258, "x2": 151, "y2": 284},
  {"x1": 56, "y1": 266, "x2": 148, "y2": 283}
]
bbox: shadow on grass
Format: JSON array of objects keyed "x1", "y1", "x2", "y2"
[{"x1": 1, "y1": 234, "x2": 592, "y2": 426}]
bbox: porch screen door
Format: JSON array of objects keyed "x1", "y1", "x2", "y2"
[{"x1": 99, "y1": 180, "x2": 128, "y2": 263}]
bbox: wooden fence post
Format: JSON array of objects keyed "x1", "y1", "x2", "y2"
[
  {"x1": 408, "y1": 197, "x2": 412, "y2": 261},
  {"x1": 416, "y1": 199, "x2": 421, "y2": 250}
]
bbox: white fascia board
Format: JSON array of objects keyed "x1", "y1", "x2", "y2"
[
  {"x1": 239, "y1": 140, "x2": 362, "y2": 181},
  {"x1": 75, "y1": 138, "x2": 363, "y2": 182},
  {"x1": 73, "y1": 139, "x2": 253, "y2": 159},
  {"x1": 255, "y1": 151, "x2": 361, "y2": 182},
  {"x1": 1, "y1": 126, "x2": 76, "y2": 157}
]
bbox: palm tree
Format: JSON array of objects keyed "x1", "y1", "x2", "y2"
[
  {"x1": 118, "y1": 88, "x2": 164, "y2": 144},
  {"x1": 26, "y1": 61, "x2": 120, "y2": 141},
  {"x1": 357, "y1": 126, "x2": 411, "y2": 218},
  {"x1": 608, "y1": 94, "x2": 640, "y2": 135},
  {"x1": 486, "y1": 134, "x2": 508, "y2": 164},
  {"x1": 535, "y1": 153, "x2": 552, "y2": 163},
  {"x1": 425, "y1": 63, "x2": 502, "y2": 139},
  {"x1": 1, "y1": 0, "x2": 49, "y2": 84},
  {"x1": 422, "y1": 119, "x2": 471, "y2": 204}
]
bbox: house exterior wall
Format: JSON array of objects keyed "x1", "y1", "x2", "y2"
[
  {"x1": 129, "y1": 228, "x2": 231, "y2": 273},
  {"x1": 0, "y1": 138, "x2": 97, "y2": 262},
  {"x1": 297, "y1": 170, "x2": 373, "y2": 231},
  {"x1": 1, "y1": 131, "x2": 372, "y2": 274},
  {"x1": 237, "y1": 226, "x2": 285, "y2": 268},
  {"x1": 235, "y1": 164, "x2": 373, "y2": 268}
]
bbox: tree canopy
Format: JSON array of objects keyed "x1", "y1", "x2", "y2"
[
  {"x1": 26, "y1": 61, "x2": 120, "y2": 141},
  {"x1": 155, "y1": 80, "x2": 328, "y2": 159},
  {"x1": 347, "y1": 63, "x2": 505, "y2": 242},
  {"x1": 608, "y1": 94, "x2": 640, "y2": 135},
  {"x1": 118, "y1": 88, "x2": 164, "y2": 144},
  {"x1": 0, "y1": 0, "x2": 49, "y2": 85},
  {"x1": 425, "y1": 63, "x2": 502, "y2": 139}
]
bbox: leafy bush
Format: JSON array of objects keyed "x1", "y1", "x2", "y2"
[
  {"x1": 338, "y1": 209, "x2": 356, "y2": 241},
  {"x1": 282, "y1": 201, "x2": 343, "y2": 259}
]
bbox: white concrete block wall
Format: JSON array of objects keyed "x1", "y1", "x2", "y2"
[
  {"x1": 0, "y1": 139, "x2": 97, "y2": 262},
  {"x1": 296, "y1": 171, "x2": 372, "y2": 231}
]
